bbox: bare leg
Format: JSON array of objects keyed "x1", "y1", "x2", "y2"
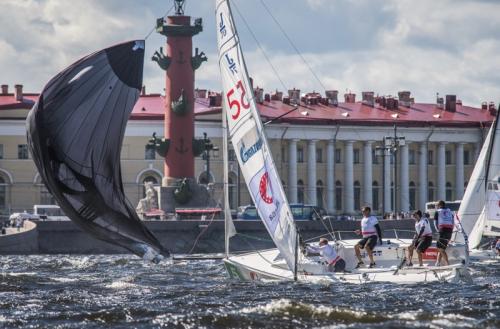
[
  {"x1": 355, "y1": 244, "x2": 362, "y2": 262},
  {"x1": 441, "y1": 250, "x2": 449, "y2": 265},
  {"x1": 416, "y1": 250, "x2": 424, "y2": 266},
  {"x1": 436, "y1": 250, "x2": 442, "y2": 266},
  {"x1": 407, "y1": 245, "x2": 414, "y2": 264},
  {"x1": 366, "y1": 245, "x2": 375, "y2": 264}
]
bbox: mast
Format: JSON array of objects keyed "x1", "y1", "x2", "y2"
[{"x1": 223, "y1": 100, "x2": 236, "y2": 257}]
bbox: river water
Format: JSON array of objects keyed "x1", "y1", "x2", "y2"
[{"x1": 0, "y1": 255, "x2": 498, "y2": 328}]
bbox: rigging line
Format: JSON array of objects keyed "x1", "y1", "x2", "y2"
[
  {"x1": 231, "y1": 1, "x2": 288, "y2": 92},
  {"x1": 260, "y1": 0, "x2": 327, "y2": 92},
  {"x1": 144, "y1": 4, "x2": 175, "y2": 40}
]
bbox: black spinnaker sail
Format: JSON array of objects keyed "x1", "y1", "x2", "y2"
[{"x1": 27, "y1": 40, "x2": 169, "y2": 260}]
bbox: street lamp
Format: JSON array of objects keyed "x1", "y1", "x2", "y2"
[
  {"x1": 201, "y1": 132, "x2": 219, "y2": 184},
  {"x1": 375, "y1": 125, "x2": 405, "y2": 217}
]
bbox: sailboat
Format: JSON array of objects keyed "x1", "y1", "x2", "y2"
[
  {"x1": 454, "y1": 106, "x2": 500, "y2": 261},
  {"x1": 217, "y1": 0, "x2": 471, "y2": 283},
  {"x1": 27, "y1": 40, "x2": 169, "y2": 262}
]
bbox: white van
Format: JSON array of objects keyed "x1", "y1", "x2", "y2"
[
  {"x1": 33, "y1": 205, "x2": 69, "y2": 221},
  {"x1": 425, "y1": 200, "x2": 461, "y2": 219}
]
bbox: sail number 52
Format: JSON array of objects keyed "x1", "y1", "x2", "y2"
[{"x1": 226, "y1": 80, "x2": 250, "y2": 120}]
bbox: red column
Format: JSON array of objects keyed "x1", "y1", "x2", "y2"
[{"x1": 164, "y1": 16, "x2": 195, "y2": 181}]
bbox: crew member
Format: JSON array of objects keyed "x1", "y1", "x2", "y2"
[
  {"x1": 433, "y1": 200, "x2": 454, "y2": 266},
  {"x1": 407, "y1": 210, "x2": 433, "y2": 267},
  {"x1": 305, "y1": 238, "x2": 345, "y2": 272},
  {"x1": 495, "y1": 238, "x2": 500, "y2": 256},
  {"x1": 355, "y1": 206, "x2": 383, "y2": 268}
]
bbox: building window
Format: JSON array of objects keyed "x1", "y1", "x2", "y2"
[
  {"x1": 316, "y1": 180, "x2": 324, "y2": 208},
  {"x1": 409, "y1": 181, "x2": 416, "y2": 210},
  {"x1": 145, "y1": 145, "x2": 156, "y2": 160},
  {"x1": 445, "y1": 150, "x2": 452, "y2": 165},
  {"x1": 372, "y1": 181, "x2": 379, "y2": 211},
  {"x1": 316, "y1": 148, "x2": 323, "y2": 163},
  {"x1": 446, "y1": 182, "x2": 453, "y2": 201},
  {"x1": 372, "y1": 149, "x2": 379, "y2": 164},
  {"x1": 428, "y1": 182, "x2": 435, "y2": 202},
  {"x1": 228, "y1": 149, "x2": 237, "y2": 161},
  {"x1": 464, "y1": 150, "x2": 470, "y2": 165},
  {"x1": 335, "y1": 148, "x2": 342, "y2": 163},
  {"x1": 354, "y1": 181, "x2": 361, "y2": 210},
  {"x1": 428, "y1": 150, "x2": 434, "y2": 165},
  {"x1": 353, "y1": 149, "x2": 360, "y2": 164},
  {"x1": 40, "y1": 185, "x2": 55, "y2": 205},
  {"x1": 409, "y1": 149, "x2": 416, "y2": 165},
  {"x1": 297, "y1": 180, "x2": 305, "y2": 204},
  {"x1": 0, "y1": 176, "x2": 6, "y2": 211},
  {"x1": 0, "y1": 144, "x2": 3, "y2": 159},
  {"x1": 18, "y1": 144, "x2": 28, "y2": 159},
  {"x1": 297, "y1": 147, "x2": 304, "y2": 163},
  {"x1": 335, "y1": 180, "x2": 342, "y2": 211}
]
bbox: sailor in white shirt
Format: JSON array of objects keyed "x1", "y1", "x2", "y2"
[
  {"x1": 305, "y1": 238, "x2": 346, "y2": 272},
  {"x1": 407, "y1": 210, "x2": 433, "y2": 267},
  {"x1": 354, "y1": 206, "x2": 383, "y2": 268}
]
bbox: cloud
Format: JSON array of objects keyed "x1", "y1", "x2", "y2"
[{"x1": 0, "y1": 0, "x2": 498, "y2": 107}]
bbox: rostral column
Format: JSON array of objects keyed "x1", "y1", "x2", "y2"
[{"x1": 152, "y1": 0, "x2": 206, "y2": 186}]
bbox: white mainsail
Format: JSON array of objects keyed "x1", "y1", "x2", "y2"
[
  {"x1": 456, "y1": 109, "x2": 500, "y2": 248},
  {"x1": 216, "y1": 0, "x2": 301, "y2": 270}
]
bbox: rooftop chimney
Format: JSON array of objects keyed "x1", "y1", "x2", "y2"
[
  {"x1": 325, "y1": 90, "x2": 338, "y2": 106},
  {"x1": 195, "y1": 88, "x2": 207, "y2": 98},
  {"x1": 445, "y1": 95, "x2": 456, "y2": 112},
  {"x1": 344, "y1": 93, "x2": 356, "y2": 103},
  {"x1": 1, "y1": 84, "x2": 7, "y2": 95},
  {"x1": 489, "y1": 102, "x2": 497, "y2": 116},
  {"x1": 264, "y1": 93, "x2": 270, "y2": 102},
  {"x1": 398, "y1": 90, "x2": 411, "y2": 107},
  {"x1": 362, "y1": 91, "x2": 375, "y2": 107},
  {"x1": 254, "y1": 87, "x2": 264, "y2": 104},
  {"x1": 481, "y1": 101, "x2": 488, "y2": 110},
  {"x1": 14, "y1": 84, "x2": 23, "y2": 101},
  {"x1": 141, "y1": 85, "x2": 146, "y2": 96},
  {"x1": 288, "y1": 88, "x2": 300, "y2": 105},
  {"x1": 271, "y1": 90, "x2": 283, "y2": 101},
  {"x1": 436, "y1": 94, "x2": 444, "y2": 109}
]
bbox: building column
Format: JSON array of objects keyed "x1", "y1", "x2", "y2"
[
  {"x1": 437, "y1": 142, "x2": 446, "y2": 200},
  {"x1": 344, "y1": 140, "x2": 354, "y2": 214},
  {"x1": 363, "y1": 141, "x2": 373, "y2": 208},
  {"x1": 307, "y1": 139, "x2": 317, "y2": 205},
  {"x1": 384, "y1": 147, "x2": 391, "y2": 214},
  {"x1": 326, "y1": 140, "x2": 335, "y2": 213},
  {"x1": 288, "y1": 139, "x2": 298, "y2": 203},
  {"x1": 418, "y1": 143, "x2": 428, "y2": 210},
  {"x1": 455, "y1": 142, "x2": 465, "y2": 199},
  {"x1": 400, "y1": 142, "x2": 409, "y2": 212}
]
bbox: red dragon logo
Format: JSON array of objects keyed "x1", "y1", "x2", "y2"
[{"x1": 259, "y1": 172, "x2": 273, "y2": 204}]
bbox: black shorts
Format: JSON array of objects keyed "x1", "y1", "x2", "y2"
[
  {"x1": 415, "y1": 236, "x2": 432, "y2": 253},
  {"x1": 358, "y1": 235, "x2": 377, "y2": 250},
  {"x1": 327, "y1": 259, "x2": 346, "y2": 272},
  {"x1": 437, "y1": 228, "x2": 453, "y2": 249}
]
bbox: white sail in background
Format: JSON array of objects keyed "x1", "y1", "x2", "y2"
[
  {"x1": 216, "y1": 0, "x2": 300, "y2": 270},
  {"x1": 456, "y1": 109, "x2": 500, "y2": 248}
]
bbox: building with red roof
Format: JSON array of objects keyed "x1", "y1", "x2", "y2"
[{"x1": 0, "y1": 84, "x2": 496, "y2": 216}]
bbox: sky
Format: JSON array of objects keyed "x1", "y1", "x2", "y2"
[{"x1": 1, "y1": 0, "x2": 499, "y2": 107}]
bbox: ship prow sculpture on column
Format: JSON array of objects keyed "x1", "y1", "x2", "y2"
[{"x1": 150, "y1": 0, "x2": 215, "y2": 214}]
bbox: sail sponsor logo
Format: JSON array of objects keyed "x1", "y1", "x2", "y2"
[
  {"x1": 225, "y1": 54, "x2": 237, "y2": 75},
  {"x1": 259, "y1": 172, "x2": 273, "y2": 204},
  {"x1": 238, "y1": 129, "x2": 262, "y2": 163},
  {"x1": 219, "y1": 13, "x2": 227, "y2": 38}
]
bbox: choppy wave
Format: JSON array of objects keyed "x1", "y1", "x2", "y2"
[{"x1": 0, "y1": 255, "x2": 499, "y2": 328}]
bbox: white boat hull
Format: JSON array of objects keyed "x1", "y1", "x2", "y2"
[{"x1": 224, "y1": 239, "x2": 471, "y2": 284}]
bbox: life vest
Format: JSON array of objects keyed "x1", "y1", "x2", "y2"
[
  {"x1": 415, "y1": 218, "x2": 432, "y2": 237},
  {"x1": 437, "y1": 208, "x2": 454, "y2": 229},
  {"x1": 361, "y1": 216, "x2": 379, "y2": 237}
]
